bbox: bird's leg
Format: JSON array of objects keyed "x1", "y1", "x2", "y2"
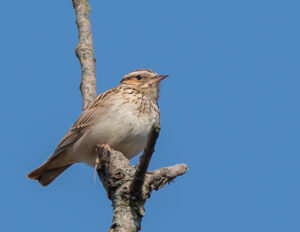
[
  {"x1": 93, "y1": 157, "x2": 100, "y2": 183},
  {"x1": 102, "y1": 144, "x2": 112, "y2": 151}
]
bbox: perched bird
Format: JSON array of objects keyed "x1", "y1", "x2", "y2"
[{"x1": 27, "y1": 69, "x2": 168, "y2": 186}]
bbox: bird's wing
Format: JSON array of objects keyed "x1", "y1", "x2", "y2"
[{"x1": 49, "y1": 88, "x2": 117, "y2": 159}]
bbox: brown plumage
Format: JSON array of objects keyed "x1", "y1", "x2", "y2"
[{"x1": 27, "y1": 69, "x2": 168, "y2": 186}]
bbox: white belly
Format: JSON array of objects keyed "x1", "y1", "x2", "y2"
[{"x1": 69, "y1": 104, "x2": 158, "y2": 166}]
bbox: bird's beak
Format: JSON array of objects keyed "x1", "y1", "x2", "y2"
[
  {"x1": 157, "y1": 74, "x2": 169, "y2": 82},
  {"x1": 150, "y1": 74, "x2": 169, "y2": 84}
]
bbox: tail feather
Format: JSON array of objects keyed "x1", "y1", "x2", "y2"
[{"x1": 27, "y1": 162, "x2": 72, "y2": 186}]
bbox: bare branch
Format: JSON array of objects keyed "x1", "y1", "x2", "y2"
[
  {"x1": 72, "y1": 0, "x2": 97, "y2": 110},
  {"x1": 130, "y1": 123, "x2": 160, "y2": 195},
  {"x1": 146, "y1": 164, "x2": 188, "y2": 191},
  {"x1": 95, "y1": 145, "x2": 187, "y2": 232}
]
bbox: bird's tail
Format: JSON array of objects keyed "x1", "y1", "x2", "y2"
[{"x1": 27, "y1": 159, "x2": 72, "y2": 186}]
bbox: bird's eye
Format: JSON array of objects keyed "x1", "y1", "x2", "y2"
[{"x1": 136, "y1": 75, "x2": 142, "y2": 80}]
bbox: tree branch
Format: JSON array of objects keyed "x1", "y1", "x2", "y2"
[
  {"x1": 72, "y1": 0, "x2": 97, "y2": 109},
  {"x1": 146, "y1": 164, "x2": 188, "y2": 191},
  {"x1": 96, "y1": 142, "x2": 187, "y2": 232},
  {"x1": 130, "y1": 123, "x2": 160, "y2": 195}
]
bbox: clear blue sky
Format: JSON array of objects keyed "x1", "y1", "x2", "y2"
[{"x1": 1, "y1": 0, "x2": 300, "y2": 231}]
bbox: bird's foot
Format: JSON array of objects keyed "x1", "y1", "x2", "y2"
[{"x1": 94, "y1": 144, "x2": 112, "y2": 153}]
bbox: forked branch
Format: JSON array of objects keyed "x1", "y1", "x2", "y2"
[{"x1": 96, "y1": 126, "x2": 187, "y2": 232}]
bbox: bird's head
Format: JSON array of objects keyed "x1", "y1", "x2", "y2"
[{"x1": 120, "y1": 68, "x2": 168, "y2": 98}]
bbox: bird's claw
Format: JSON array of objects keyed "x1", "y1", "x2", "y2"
[{"x1": 94, "y1": 144, "x2": 112, "y2": 153}]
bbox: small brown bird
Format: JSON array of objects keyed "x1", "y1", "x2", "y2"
[{"x1": 27, "y1": 69, "x2": 168, "y2": 186}]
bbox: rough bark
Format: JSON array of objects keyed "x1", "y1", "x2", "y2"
[
  {"x1": 96, "y1": 128, "x2": 187, "y2": 232},
  {"x1": 72, "y1": 1, "x2": 188, "y2": 231},
  {"x1": 72, "y1": 0, "x2": 97, "y2": 110}
]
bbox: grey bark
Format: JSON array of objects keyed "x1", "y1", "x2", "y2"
[
  {"x1": 96, "y1": 127, "x2": 187, "y2": 232},
  {"x1": 72, "y1": 0, "x2": 97, "y2": 110}
]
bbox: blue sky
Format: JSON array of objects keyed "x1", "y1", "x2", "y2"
[{"x1": 1, "y1": 0, "x2": 300, "y2": 231}]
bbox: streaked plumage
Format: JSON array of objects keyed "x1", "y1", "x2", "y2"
[{"x1": 27, "y1": 69, "x2": 168, "y2": 186}]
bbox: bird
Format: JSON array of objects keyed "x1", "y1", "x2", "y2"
[{"x1": 27, "y1": 68, "x2": 168, "y2": 186}]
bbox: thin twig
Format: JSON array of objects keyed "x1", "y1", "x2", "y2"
[
  {"x1": 72, "y1": 0, "x2": 97, "y2": 109},
  {"x1": 130, "y1": 123, "x2": 161, "y2": 195}
]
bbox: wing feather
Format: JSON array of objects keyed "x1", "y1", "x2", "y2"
[
  {"x1": 52, "y1": 130, "x2": 82, "y2": 156},
  {"x1": 49, "y1": 88, "x2": 117, "y2": 159}
]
